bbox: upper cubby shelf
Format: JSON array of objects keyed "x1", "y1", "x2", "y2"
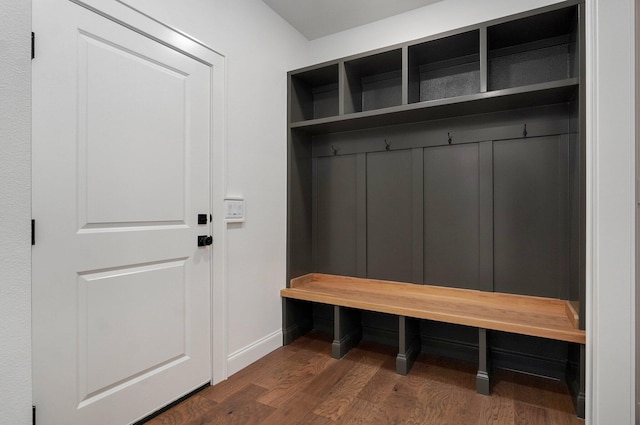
[
  {"x1": 487, "y1": 6, "x2": 578, "y2": 91},
  {"x1": 290, "y1": 63, "x2": 339, "y2": 122},
  {"x1": 288, "y1": 1, "x2": 581, "y2": 134},
  {"x1": 344, "y1": 49, "x2": 403, "y2": 114},
  {"x1": 408, "y1": 30, "x2": 480, "y2": 103}
]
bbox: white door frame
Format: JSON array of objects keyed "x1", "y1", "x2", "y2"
[
  {"x1": 586, "y1": 0, "x2": 637, "y2": 423},
  {"x1": 636, "y1": 0, "x2": 640, "y2": 421},
  {"x1": 68, "y1": 0, "x2": 228, "y2": 386}
]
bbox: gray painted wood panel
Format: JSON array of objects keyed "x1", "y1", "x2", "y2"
[
  {"x1": 493, "y1": 136, "x2": 569, "y2": 298},
  {"x1": 315, "y1": 155, "x2": 358, "y2": 275},
  {"x1": 478, "y1": 141, "x2": 494, "y2": 291},
  {"x1": 411, "y1": 148, "x2": 424, "y2": 283},
  {"x1": 424, "y1": 144, "x2": 480, "y2": 289},
  {"x1": 366, "y1": 150, "x2": 413, "y2": 282},
  {"x1": 287, "y1": 131, "x2": 313, "y2": 282},
  {"x1": 311, "y1": 103, "x2": 570, "y2": 158}
]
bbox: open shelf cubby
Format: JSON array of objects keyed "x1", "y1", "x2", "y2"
[
  {"x1": 344, "y1": 49, "x2": 403, "y2": 114},
  {"x1": 408, "y1": 29, "x2": 480, "y2": 103},
  {"x1": 290, "y1": 63, "x2": 340, "y2": 123},
  {"x1": 487, "y1": 5, "x2": 578, "y2": 91}
]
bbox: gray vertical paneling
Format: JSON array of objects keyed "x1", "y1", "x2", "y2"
[
  {"x1": 315, "y1": 154, "x2": 358, "y2": 276},
  {"x1": 289, "y1": 77, "x2": 312, "y2": 122},
  {"x1": 287, "y1": 130, "x2": 313, "y2": 283},
  {"x1": 356, "y1": 153, "x2": 367, "y2": 277},
  {"x1": 424, "y1": 144, "x2": 480, "y2": 289},
  {"x1": 568, "y1": 128, "x2": 580, "y2": 303},
  {"x1": 493, "y1": 136, "x2": 569, "y2": 298},
  {"x1": 478, "y1": 141, "x2": 493, "y2": 291},
  {"x1": 366, "y1": 150, "x2": 413, "y2": 282},
  {"x1": 344, "y1": 66, "x2": 361, "y2": 114},
  {"x1": 490, "y1": 332, "x2": 568, "y2": 379},
  {"x1": 411, "y1": 148, "x2": 424, "y2": 283},
  {"x1": 557, "y1": 135, "x2": 570, "y2": 299},
  {"x1": 577, "y1": 3, "x2": 586, "y2": 329}
]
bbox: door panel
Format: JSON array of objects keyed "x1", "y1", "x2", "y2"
[
  {"x1": 79, "y1": 31, "x2": 187, "y2": 226},
  {"x1": 79, "y1": 260, "x2": 187, "y2": 400},
  {"x1": 33, "y1": 1, "x2": 213, "y2": 424}
]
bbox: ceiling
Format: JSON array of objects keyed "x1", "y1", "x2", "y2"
[{"x1": 262, "y1": 0, "x2": 443, "y2": 40}]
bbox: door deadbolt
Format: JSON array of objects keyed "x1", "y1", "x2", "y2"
[{"x1": 198, "y1": 235, "x2": 213, "y2": 246}]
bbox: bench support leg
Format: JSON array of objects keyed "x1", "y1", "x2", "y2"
[
  {"x1": 576, "y1": 344, "x2": 586, "y2": 419},
  {"x1": 332, "y1": 306, "x2": 361, "y2": 359},
  {"x1": 566, "y1": 343, "x2": 586, "y2": 419},
  {"x1": 476, "y1": 328, "x2": 491, "y2": 395},
  {"x1": 282, "y1": 298, "x2": 313, "y2": 345},
  {"x1": 397, "y1": 316, "x2": 420, "y2": 375},
  {"x1": 572, "y1": 344, "x2": 586, "y2": 419}
]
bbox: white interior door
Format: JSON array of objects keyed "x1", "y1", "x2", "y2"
[{"x1": 32, "y1": 1, "x2": 216, "y2": 424}]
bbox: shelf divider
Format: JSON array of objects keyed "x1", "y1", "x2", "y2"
[
  {"x1": 339, "y1": 62, "x2": 346, "y2": 116},
  {"x1": 480, "y1": 27, "x2": 488, "y2": 93},
  {"x1": 402, "y1": 46, "x2": 409, "y2": 105}
]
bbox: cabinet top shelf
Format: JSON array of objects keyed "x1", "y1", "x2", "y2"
[{"x1": 290, "y1": 78, "x2": 578, "y2": 134}]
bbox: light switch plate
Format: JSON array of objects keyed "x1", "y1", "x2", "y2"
[{"x1": 224, "y1": 198, "x2": 245, "y2": 222}]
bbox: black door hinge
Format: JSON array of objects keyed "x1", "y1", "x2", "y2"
[
  {"x1": 32, "y1": 405, "x2": 36, "y2": 425},
  {"x1": 31, "y1": 219, "x2": 35, "y2": 246},
  {"x1": 31, "y1": 32, "x2": 35, "y2": 60}
]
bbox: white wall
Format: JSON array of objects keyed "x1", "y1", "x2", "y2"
[
  {"x1": 120, "y1": 0, "x2": 309, "y2": 376},
  {"x1": 307, "y1": 0, "x2": 562, "y2": 64},
  {"x1": 0, "y1": 1, "x2": 32, "y2": 424}
]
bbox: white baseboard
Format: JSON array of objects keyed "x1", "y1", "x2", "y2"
[{"x1": 226, "y1": 330, "x2": 283, "y2": 376}]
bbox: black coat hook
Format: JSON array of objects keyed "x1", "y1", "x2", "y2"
[
  {"x1": 523, "y1": 124, "x2": 528, "y2": 138},
  {"x1": 331, "y1": 145, "x2": 338, "y2": 155},
  {"x1": 447, "y1": 132, "x2": 452, "y2": 145},
  {"x1": 385, "y1": 139, "x2": 390, "y2": 151}
]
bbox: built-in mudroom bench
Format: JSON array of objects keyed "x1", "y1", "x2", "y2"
[{"x1": 283, "y1": 0, "x2": 586, "y2": 418}]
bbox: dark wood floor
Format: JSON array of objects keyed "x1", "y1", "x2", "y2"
[{"x1": 146, "y1": 332, "x2": 584, "y2": 425}]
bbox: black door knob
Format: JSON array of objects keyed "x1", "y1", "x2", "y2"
[{"x1": 198, "y1": 235, "x2": 213, "y2": 246}]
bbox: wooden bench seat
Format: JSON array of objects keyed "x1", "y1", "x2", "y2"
[
  {"x1": 281, "y1": 273, "x2": 585, "y2": 344},
  {"x1": 281, "y1": 272, "x2": 586, "y2": 414}
]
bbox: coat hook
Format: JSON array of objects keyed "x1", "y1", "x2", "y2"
[
  {"x1": 523, "y1": 124, "x2": 528, "y2": 138},
  {"x1": 447, "y1": 132, "x2": 452, "y2": 145},
  {"x1": 331, "y1": 145, "x2": 338, "y2": 155},
  {"x1": 385, "y1": 139, "x2": 390, "y2": 151}
]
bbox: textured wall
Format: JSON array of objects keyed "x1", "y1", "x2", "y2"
[{"x1": 0, "y1": 0, "x2": 32, "y2": 424}]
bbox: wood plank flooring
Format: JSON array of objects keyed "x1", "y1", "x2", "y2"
[{"x1": 146, "y1": 333, "x2": 584, "y2": 425}]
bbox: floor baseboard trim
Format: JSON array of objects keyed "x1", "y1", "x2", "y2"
[{"x1": 227, "y1": 330, "x2": 282, "y2": 376}]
